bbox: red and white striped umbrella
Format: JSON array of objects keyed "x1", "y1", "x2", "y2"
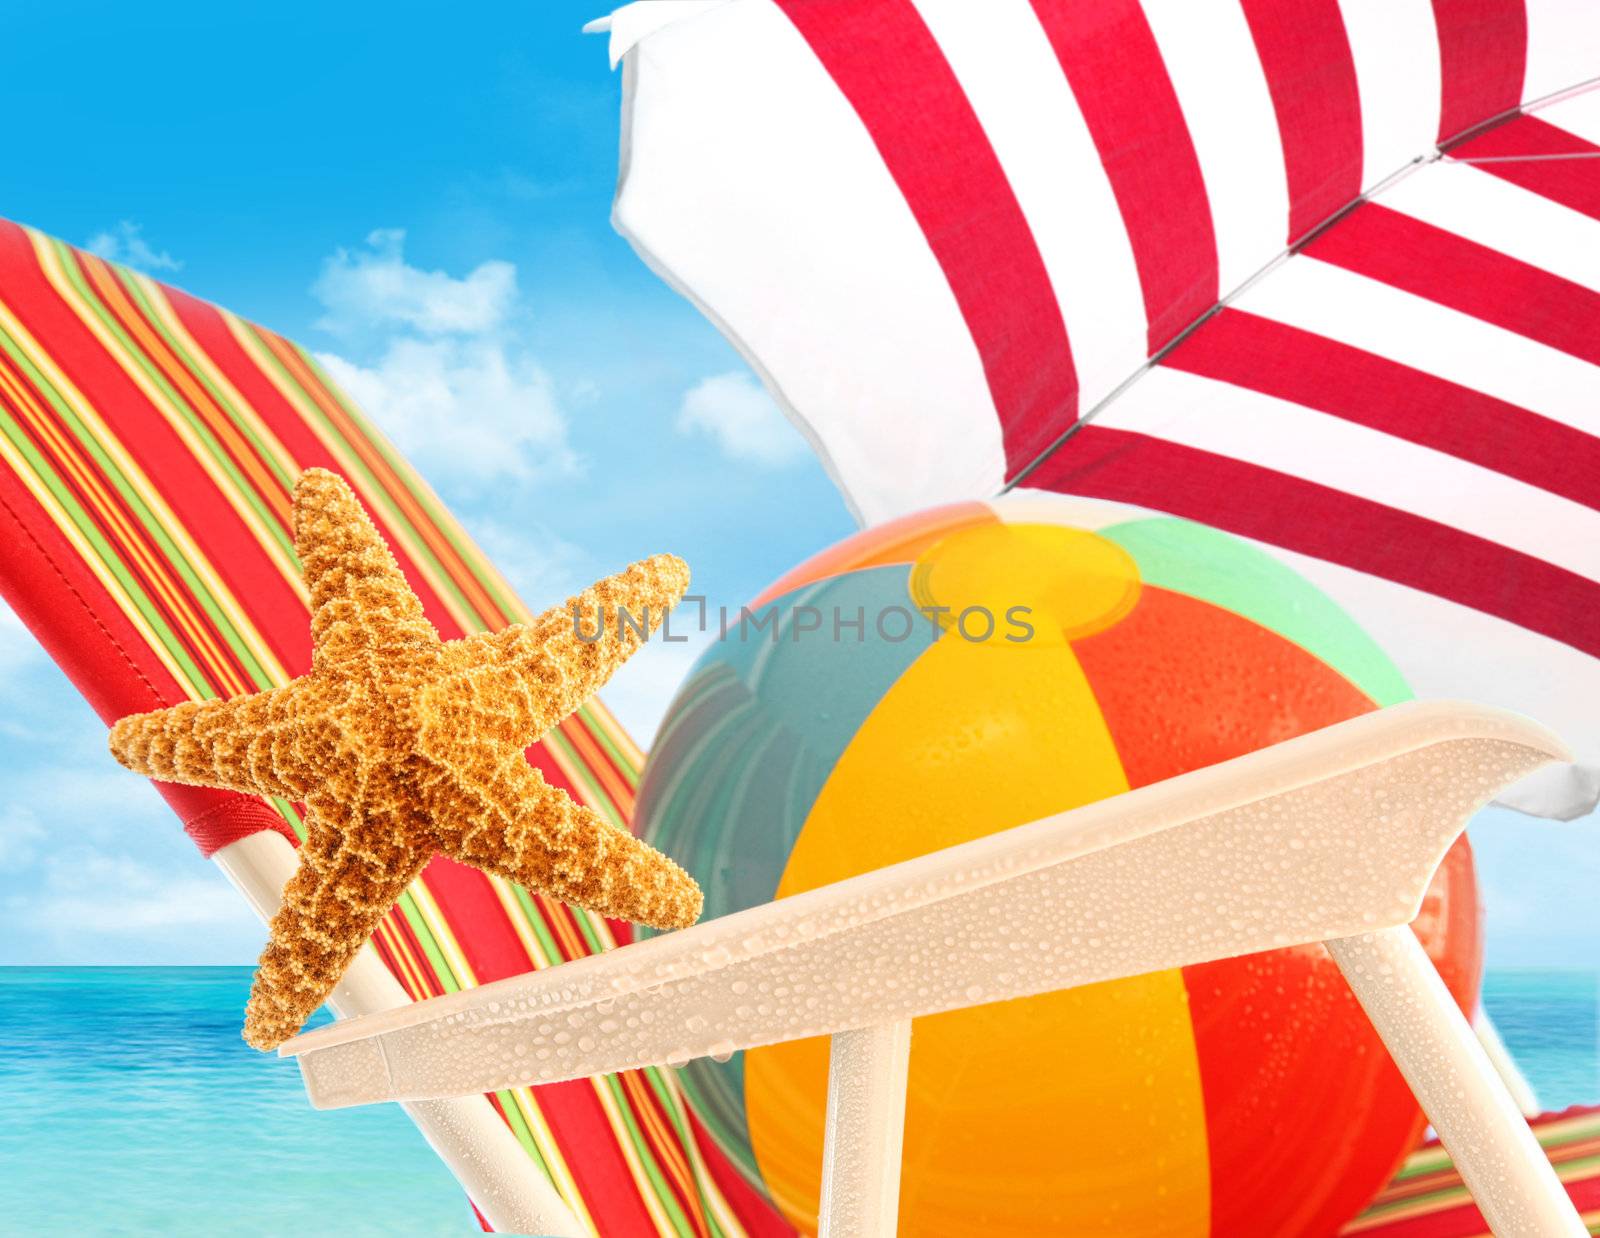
[{"x1": 595, "y1": 0, "x2": 1600, "y2": 819}]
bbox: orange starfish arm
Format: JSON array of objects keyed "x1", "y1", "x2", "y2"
[
  {"x1": 432, "y1": 553, "x2": 690, "y2": 747},
  {"x1": 243, "y1": 795, "x2": 432, "y2": 1050},
  {"x1": 439, "y1": 760, "x2": 702, "y2": 933},
  {"x1": 106, "y1": 465, "x2": 702, "y2": 1052},
  {"x1": 107, "y1": 688, "x2": 305, "y2": 799},
  {"x1": 294, "y1": 468, "x2": 439, "y2": 666}
]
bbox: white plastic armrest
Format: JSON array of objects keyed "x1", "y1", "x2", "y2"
[{"x1": 281, "y1": 701, "x2": 1564, "y2": 1104}]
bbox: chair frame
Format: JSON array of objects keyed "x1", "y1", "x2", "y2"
[{"x1": 282, "y1": 702, "x2": 1586, "y2": 1237}]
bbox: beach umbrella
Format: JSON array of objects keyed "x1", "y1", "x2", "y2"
[
  {"x1": 0, "y1": 218, "x2": 791, "y2": 1237},
  {"x1": 593, "y1": 0, "x2": 1600, "y2": 821}
]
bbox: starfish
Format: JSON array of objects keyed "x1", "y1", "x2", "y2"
[{"x1": 109, "y1": 468, "x2": 702, "y2": 1050}]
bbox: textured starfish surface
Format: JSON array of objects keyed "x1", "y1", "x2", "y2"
[{"x1": 109, "y1": 469, "x2": 702, "y2": 1050}]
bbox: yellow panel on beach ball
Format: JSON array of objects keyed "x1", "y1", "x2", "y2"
[{"x1": 744, "y1": 623, "x2": 1212, "y2": 1236}]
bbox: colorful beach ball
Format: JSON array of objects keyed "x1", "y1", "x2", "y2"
[{"x1": 636, "y1": 495, "x2": 1481, "y2": 1237}]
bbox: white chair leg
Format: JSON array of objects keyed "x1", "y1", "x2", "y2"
[
  {"x1": 1475, "y1": 1007, "x2": 1542, "y2": 1118},
  {"x1": 1327, "y1": 927, "x2": 1583, "y2": 1238},
  {"x1": 819, "y1": 1021, "x2": 912, "y2": 1237},
  {"x1": 218, "y1": 831, "x2": 586, "y2": 1237}
]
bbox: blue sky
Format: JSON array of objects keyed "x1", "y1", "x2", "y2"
[{"x1": 0, "y1": 0, "x2": 1593, "y2": 969}]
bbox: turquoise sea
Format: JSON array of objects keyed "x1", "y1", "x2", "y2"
[
  {"x1": 0, "y1": 967, "x2": 1595, "y2": 1235},
  {"x1": 0, "y1": 968, "x2": 465, "y2": 1236}
]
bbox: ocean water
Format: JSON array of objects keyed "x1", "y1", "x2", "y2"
[
  {"x1": 0, "y1": 968, "x2": 466, "y2": 1236},
  {"x1": 0, "y1": 967, "x2": 1595, "y2": 1235},
  {"x1": 1482, "y1": 968, "x2": 1600, "y2": 1111}
]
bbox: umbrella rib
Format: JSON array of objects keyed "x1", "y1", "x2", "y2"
[{"x1": 1002, "y1": 73, "x2": 1600, "y2": 495}]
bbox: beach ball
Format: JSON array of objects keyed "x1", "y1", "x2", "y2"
[{"x1": 637, "y1": 495, "x2": 1481, "y2": 1237}]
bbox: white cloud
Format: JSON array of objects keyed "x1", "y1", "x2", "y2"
[
  {"x1": 676, "y1": 371, "x2": 807, "y2": 467},
  {"x1": 0, "y1": 597, "x2": 80, "y2": 734},
  {"x1": 600, "y1": 629, "x2": 710, "y2": 745},
  {"x1": 317, "y1": 338, "x2": 573, "y2": 485},
  {"x1": 463, "y1": 515, "x2": 590, "y2": 612},
  {"x1": 311, "y1": 230, "x2": 575, "y2": 487},
  {"x1": 10, "y1": 848, "x2": 256, "y2": 937},
  {"x1": 32, "y1": 768, "x2": 170, "y2": 836},
  {"x1": 1472, "y1": 805, "x2": 1600, "y2": 968},
  {"x1": 0, "y1": 807, "x2": 43, "y2": 867},
  {"x1": 0, "y1": 597, "x2": 43, "y2": 680},
  {"x1": 313, "y1": 228, "x2": 516, "y2": 337},
  {"x1": 85, "y1": 221, "x2": 181, "y2": 272}
]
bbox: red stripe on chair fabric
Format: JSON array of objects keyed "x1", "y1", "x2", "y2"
[
  {"x1": 1240, "y1": 0, "x2": 1364, "y2": 243},
  {"x1": 0, "y1": 228, "x2": 306, "y2": 678},
  {"x1": 687, "y1": 1108, "x2": 796, "y2": 1238},
  {"x1": 416, "y1": 858, "x2": 542, "y2": 983},
  {"x1": 1432, "y1": 0, "x2": 1529, "y2": 143},
  {"x1": 1163, "y1": 305, "x2": 1600, "y2": 510},
  {"x1": 387, "y1": 911, "x2": 447, "y2": 1000},
  {"x1": 775, "y1": 0, "x2": 1080, "y2": 472},
  {"x1": 1307, "y1": 201, "x2": 1600, "y2": 367},
  {"x1": 167, "y1": 289, "x2": 468, "y2": 648},
  {"x1": 1449, "y1": 115, "x2": 1600, "y2": 221},
  {"x1": 416, "y1": 856, "x2": 679, "y2": 1232},
  {"x1": 1348, "y1": 1105, "x2": 1600, "y2": 1233},
  {"x1": 0, "y1": 334, "x2": 298, "y2": 869},
  {"x1": 1031, "y1": 424, "x2": 1600, "y2": 657},
  {"x1": 182, "y1": 796, "x2": 298, "y2": 856},
  {"x1": 164, "y1": 289, "x2": 335, "y2": 505},
  {"x1": 542, "y1": 1077, "x2": 662, "y2": 1236},
  {"x1": 1030, "y1": 0, "x2": 1218, "y2": 354},
  {"x1": 0, "y1": 453, "x2": 252, "y2": 833},
  {"x1": 1350, "y1": 1170, "x2": 1600, "y2": 1235}
]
